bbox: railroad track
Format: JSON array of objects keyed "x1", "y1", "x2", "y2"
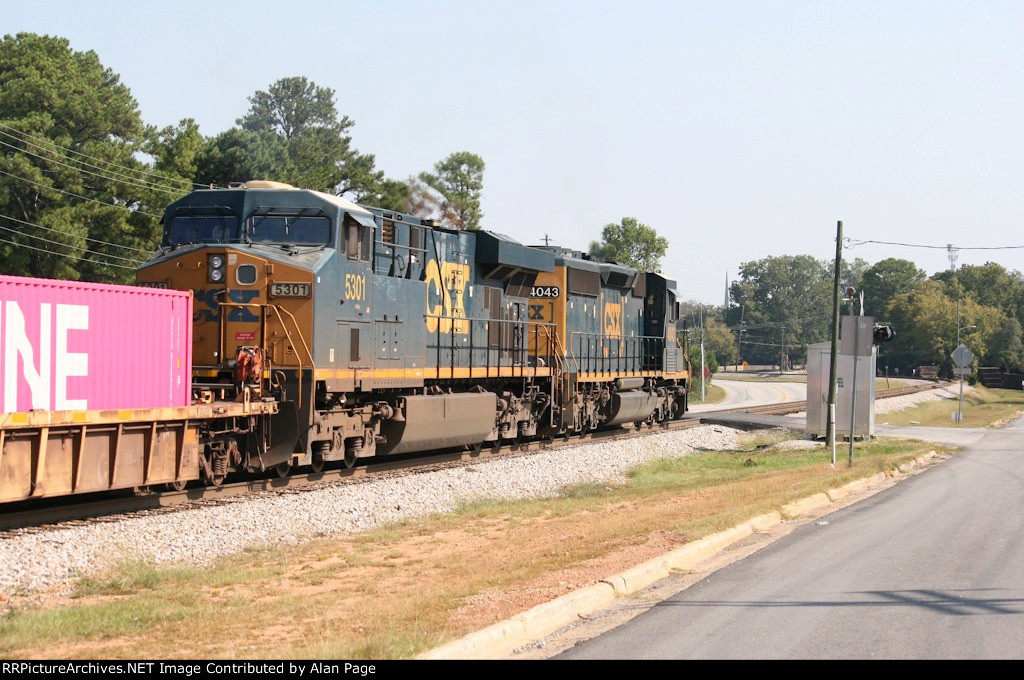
[{"x1": 0, "y1": 381, "x2": 949, "y2": 533}]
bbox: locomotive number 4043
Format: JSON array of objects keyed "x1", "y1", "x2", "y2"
[{"x1": 531, "y1": 285, "x2": 560, "y2": 298}]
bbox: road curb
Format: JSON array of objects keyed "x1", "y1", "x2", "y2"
[{"x1": 416, "y1": 452, "x2": 938, "y2": 660}]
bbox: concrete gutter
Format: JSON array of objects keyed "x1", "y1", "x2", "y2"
[{"x1": 417, "y1": 452, "x2": 939, "y2": 660}]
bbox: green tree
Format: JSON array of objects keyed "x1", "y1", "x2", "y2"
[
  {"x1": 588, "y1": 217, "x2": 668, "y2": 271},
  {"x1": 360, "y1": 177, "x2": 412, "y2": 213},
  {"x1": 145, "y1": 119, "x2": 204, "y2": 183},
  {"x1": 934, "y1": 262, "x2": 1024, "y2": 329},
  {"x1": 703, "y1": 316, "x2": 738, "y2": 368},
  {"x1": 840, "y1": 256, "x2": 870, "y2": 297},
  {"x1": 417, "y1": 151, "x2": 485, "y2": 230},
  {"x1": 988, "y1": 317, "x2": 1024, "y2": 372},
  {"x1": 859, "y1": 258, "x2": 927, "y2": 322},
  {"x1": 0, "y1": 33, "x2": 187, "y2": 283},
  {"x1": 239, "y1": 76, "x2": 347, "y2": 140},
  {"x1": 885, "y1": 282, "x2": 1004, "y2": 375},
  {"x1": 196, "y1": 76, "x2": 399, "y2": 203},
  {"x1": 727, "y1": 255, "x2": 833, "y2": 365}
]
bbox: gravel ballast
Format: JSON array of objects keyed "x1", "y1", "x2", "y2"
[{"x1": 0, "y1": 386, "x2": 968, "y2": 608}]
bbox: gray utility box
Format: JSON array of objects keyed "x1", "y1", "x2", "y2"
[{"x1": 806, "y1": 337, "x2": 876, "y2": 439}]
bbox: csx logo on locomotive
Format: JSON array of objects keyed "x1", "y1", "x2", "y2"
[
  {"x1": 424, "y1": 259, "x2": 470, "y2": 334},
  {"x1": 193, "y1": 289, "x2": 260, "y2": 323},
  {"x1": 603, "y1": 299, "x2": 623, "y2": 336}
]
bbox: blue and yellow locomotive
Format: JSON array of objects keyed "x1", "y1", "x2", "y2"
[{"x1": 137, "y1": 181, "x2": 688, "y2": 481}]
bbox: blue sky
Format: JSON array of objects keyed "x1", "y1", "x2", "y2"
[{"x1": 6, "y1": 1, "x2": 1024, "y2": 304}]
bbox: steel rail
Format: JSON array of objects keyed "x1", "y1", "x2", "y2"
[{"x1": 0, "y1": 382, "x2": 950, "y2": 532}]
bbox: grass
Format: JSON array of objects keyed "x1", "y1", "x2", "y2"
[
  {"x1": 0, "y1": 426, "x2": 955, "y2": 661},
  {"x1": 879, "y1": 385, "x2": 1024, "y2": 428},
  {"x1": 4, "y1": 383, "x2": 1018, "y2": 659},
  {"x1": 687, "y1": 383, "x2": 726, "y2": 405}
]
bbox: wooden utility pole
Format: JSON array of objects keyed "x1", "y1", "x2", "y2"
[{"x1": 826, "y1": 221, "x2": 842, "y2": 454}]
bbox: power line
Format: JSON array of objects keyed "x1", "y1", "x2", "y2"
[
  {"x1": 0, "y1": 236, "x2": 140, "y2": 271},
  {"x1": 0, "y1": 222, "x2": 146, "y2": 265},
  {"x1": 846, "y1": 237, "x2": 1024, "y2": 251},
  {"x1": 0, "y1": 138, "x2": 183, "y2": 197},
  {"x1": 0, "y1": 122, "x2": 204, "y2": 191},
  {"x1": 723, "y1": 314, "x2": 830, "y2": 333},
  {"x1": 0, "y1": 128, "x2": 183, "y2": 195},
  {"x1": 0, "y1": 213, "x2": 153, "y2": 255},
  {"x1": 0, "y1": 167, "x2": 163, "y2": 219}
]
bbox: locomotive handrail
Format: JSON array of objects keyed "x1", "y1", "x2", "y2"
[
  {"x1": 264, "y1": 303, "x2": 315, "y2": 410},
  {"x1": 567, "y1": 331, "x2": 667, "y2": 376},
  {"x1": 424, "y1": 314, "x2": 557, "y2": 378}
]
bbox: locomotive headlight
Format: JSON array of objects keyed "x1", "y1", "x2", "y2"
[{"x1": 208, "y1": 254, "x2": 226, "y2": 283}]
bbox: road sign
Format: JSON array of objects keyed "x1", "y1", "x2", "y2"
[
  {"x1": 951, "y1": 344, "x2": 974, "y2": 368},
  {"x1": 952, "y1": 367, "x2": 971, "y2": 377}
]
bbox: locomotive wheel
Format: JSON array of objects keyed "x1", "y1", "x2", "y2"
[
  {"x1": 343, "y1": 449, "x2": 357, "y2": 469},
  {"x1": 309, "y1": 453, "x2": 325, "y2": 474},
  {"x1": 273, "y1": 461, "x2": 291, "y2": 478}
]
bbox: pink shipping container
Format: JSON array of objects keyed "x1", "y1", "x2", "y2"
[{"x1": 0, "y1": 274, "x2": 192, "y2": 413}]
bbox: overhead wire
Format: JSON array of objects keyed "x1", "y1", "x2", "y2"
[
  {"x1": 0, "y1": 221, "x2": 146, "y2": 265},
  {"x1": 0, "y1": 167, "x2": 163, "y2": 219},
  {"x1": 0, "y1": 138, "x2": 185, "y2": 197},
  {"x1": 0, "y1": 121, "x2": 204, "y2": 192},
  {"x1": 0, "y1": 212, "x2": 153, "y2": 254},
  {"x1": 845, "y1": 237, "x2": 1024, "y2": 251},
  {"x1": 0, "y1": 236, "x2": 141, "y2": 271}
]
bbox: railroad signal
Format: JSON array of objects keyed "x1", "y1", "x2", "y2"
[{"x1": 873, "y1": 325, "x2": 895, "y2": 343}]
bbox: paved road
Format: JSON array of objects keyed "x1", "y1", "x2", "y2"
[
  {"x1": 688, "y1": 377, "x2": 806, "y2": 413},
  {"x1": 556, "y1": 416, "x2": 1024, "y2": 659}
]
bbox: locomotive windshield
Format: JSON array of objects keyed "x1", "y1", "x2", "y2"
[
  {"x1": 248, "y1": 214, "x2": 330, "y2": 245},
  {"x1": 166, "y1": 215, "x2": 241, "y2": 245}
]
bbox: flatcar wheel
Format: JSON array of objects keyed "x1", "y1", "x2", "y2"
[
  {"x1": 273, "y1": 461, "x2": 291, "y2": 478},
  {"x1": 164, "y1": 480, "x2": 187, "y2": 492},
  {"x1": 309, "y1": 453, "x2": 325, "y2": 474}
]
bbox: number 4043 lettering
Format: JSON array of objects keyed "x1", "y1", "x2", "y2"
[{"x1": 531, "y1": 286, "x2": 560, "y2": 298}]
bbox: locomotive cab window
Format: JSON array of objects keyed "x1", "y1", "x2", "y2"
[
  {"x1": 166, "y1": 215, "x2": 240, "y2": 245},
  {"x1": 345, "y1": 214, "x2": 373, "y2": 263},
  {"x1": 248, "y1": 215, "x2": 330, "y2": 245}
]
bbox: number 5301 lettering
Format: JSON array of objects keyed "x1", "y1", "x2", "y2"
[{"x1": 345, "y1": 273, "x2": 366, "y2": 300}]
